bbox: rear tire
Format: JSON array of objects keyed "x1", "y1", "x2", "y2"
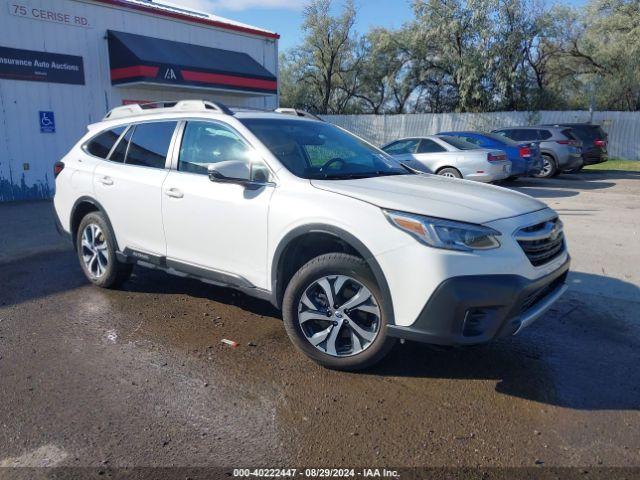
[
  {"x1": 437, "y1": 167, "x2": 462, "y2": 179},
  {"x1": 534, "y1": 155, "x2": 557, "y2": 178},
  {"x1": 282, "y1": 253, "x2": 396, "y2": 371},
  {"x1": 76, "y1": 212, "x2": 133, "y2": 289}
]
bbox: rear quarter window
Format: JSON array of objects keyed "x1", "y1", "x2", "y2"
[
  {"x1": 85, "y1": 126, "x2": 126, "y2": 158},
  {"x1": 537, "y1": 130, "x2": 552, "y2": 140}
]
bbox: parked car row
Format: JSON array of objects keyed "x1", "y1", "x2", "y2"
[{"x1": 381, "y1": 123, "x2": 608, "y2": 182}]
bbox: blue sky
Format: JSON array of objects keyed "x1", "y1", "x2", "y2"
[{"x1": 180, "y1": 0, "x2": 585, "y2": 52}]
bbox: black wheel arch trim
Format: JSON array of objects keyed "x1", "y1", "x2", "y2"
[
  {"x1": 271, "y1": 224, "x2": 395, "y2": 325},
  {"x1": 70, "y1": 196, "x2": 120, "y2": 251}
]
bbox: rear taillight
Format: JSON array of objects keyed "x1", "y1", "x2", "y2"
[
  {"x1": 487, "y1": 152, "x2": 506, "y2": 162},
  {"x1": 594, "y1": 139, "x2": 606, "y2": 148},
  {"x1": 53, "y1": 161, "x2": 65, "y2": 178},
  {"x1": 519, "y1": 146, "x2": 532, "y2": 158},
  {"x1": 557, "y1": 139, "x2": 580, "y2": 147}
]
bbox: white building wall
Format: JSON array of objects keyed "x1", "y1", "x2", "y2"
[{"x1": 0, "y1": 0, "x2": 278, "y2": 201}]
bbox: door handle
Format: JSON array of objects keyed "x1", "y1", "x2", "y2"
[
  {"x1": 99, "y1": 176, "x2": 114, "y2": 186},
  {"x1": 165, "y1": 188, "x2": 184, "y2": 199}
]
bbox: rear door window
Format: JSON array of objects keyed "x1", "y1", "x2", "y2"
[
  {"x1": 417, "y1": 139, "x2": 446, "y2": 153},
  {"x1": 510, "y1": 130, "x2": 536, "y2": 141},
  {"x1": 537, "y1": 129, "x2": 552, "y2": 140},
  {"x1": 126, "y1": 122, "x2": 178, "y2": 169},
  {"x1": 85, "y1": 126, "x2": 126, "y2": 158},
  {"x1": 382, "y1": 139, "x2": 420, "y2": 155}
]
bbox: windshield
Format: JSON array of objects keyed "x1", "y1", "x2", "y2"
[
  {"x1": 438, "y1": 136, "x2": 480, "y2": 150},
  {"x1": 240, "y1": 118, "x2": 409, "y2": 180}
]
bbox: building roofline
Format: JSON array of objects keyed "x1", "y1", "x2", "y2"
[{"x1": 89, "y1": 0, "x2": 280, "y2": 40}]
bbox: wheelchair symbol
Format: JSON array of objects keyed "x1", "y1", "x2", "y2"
[
  {"x1": 41, "y1": 113, "x2": 53, "y2": 126},
  {"x1": 39, "y1": 111, "x2": 55, "y2": 133}
]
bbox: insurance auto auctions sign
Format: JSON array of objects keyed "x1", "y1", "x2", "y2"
[
  {"x1": 0, "y1": 46, "x2": 85, "y2": 85},
  {"x1": 8, "y1": 1, "x2": 92, "y2": 28}
]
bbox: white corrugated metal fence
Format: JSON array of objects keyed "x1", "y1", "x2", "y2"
[{"x1": 323, "y1": 111, "x2": 640, "y2": 160}]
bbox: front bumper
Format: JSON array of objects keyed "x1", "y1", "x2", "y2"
[{"x1": 387, "y1": 256, "x2": 570, "y2": 346}]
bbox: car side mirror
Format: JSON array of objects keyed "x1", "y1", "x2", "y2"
[{"x1": 208, "y1": 161, "x2": 274, "y2": 189}]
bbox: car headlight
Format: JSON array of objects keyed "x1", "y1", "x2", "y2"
[{"x1": 383, "y1": 209, "x2": 501, "y2": 251}]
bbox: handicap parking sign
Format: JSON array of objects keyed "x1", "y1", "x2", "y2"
[{"x1": 39, "y1": 111, "x2": 55, "y2": 133}]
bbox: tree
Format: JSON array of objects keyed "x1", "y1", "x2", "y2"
[
  {"x1": 278, "y1": 0, "x2": 640, "y2": 113},
  {"x1": 351, "y1": 28, "x2": 421, "y2": 113},
  {"x1": 490, "y1": 0, "x2": 542, "y2": 110},
  {"x1": 280, "y1": 0, "x2": 360, "y2": 114},
  {"x1": 564, "y1": 0, "x2": 640, "y2": 110},
  {"x1": 410, "y1": 0, "x2": 495, "y2": 112}
]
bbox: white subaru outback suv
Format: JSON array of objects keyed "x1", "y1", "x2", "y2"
[{"x1": 53, "y1": 100, "x2": 570, "y2": 370}]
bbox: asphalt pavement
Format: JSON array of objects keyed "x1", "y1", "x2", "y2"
[{"x1": 0, "y1": 170, "x2": 638, "y2": 472}]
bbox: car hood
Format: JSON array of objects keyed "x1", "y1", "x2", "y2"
[{"x1": 311, "y1": 174, "x2": 547, "y2": 224}]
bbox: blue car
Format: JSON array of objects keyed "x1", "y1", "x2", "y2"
[{"x1": 438, "y1": 131, "x2": 543, "y2": 178}]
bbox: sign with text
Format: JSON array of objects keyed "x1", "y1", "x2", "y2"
[
  {"x1": 8, "y1": 2, "x2": 92, "y2": 28},
  {"x1": 0, "y1": 46, "x2": 85, "y2": 85}
]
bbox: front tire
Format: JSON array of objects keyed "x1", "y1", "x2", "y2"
[
  {"x1": 282, "y1": 253, "x2": 396, "y2": 371},
  {"x1": 76, "y1": 212, "x2": 133, "y2": 288}
]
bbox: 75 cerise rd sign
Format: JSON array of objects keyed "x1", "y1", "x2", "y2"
[{"x1": 9, "y1": 2, "x2": 92, "y2": 28}]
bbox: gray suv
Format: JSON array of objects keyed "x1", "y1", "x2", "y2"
[{"x1": 492, "y1": 126, "x2": 583, "y2": 178}]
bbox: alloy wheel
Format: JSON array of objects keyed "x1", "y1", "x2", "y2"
[
  {"x1": 541, "y1": 158, "x2": 553, "y2": 176},
  {"x1": 297, "y1": 275, "x2": 381, "y2": 357},
  {"x1": 81, "y1": 224, "x2": 109, "y2": 278}
]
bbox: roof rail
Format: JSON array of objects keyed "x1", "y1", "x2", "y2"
[
  {"x1": 103, "y1": 99, "x2": 234, "y2": 121},
  {"x1": 275, "y1": 108, "x2": 324, "y2": 121}
]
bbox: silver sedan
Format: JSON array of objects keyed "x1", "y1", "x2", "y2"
[{"x1": 381, "y1": 135, "x2": 512, "y2": 183}]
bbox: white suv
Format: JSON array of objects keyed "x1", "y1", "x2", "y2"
[{"x1": 53, "y1": 100, "x2": 570, "y2": 370}]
